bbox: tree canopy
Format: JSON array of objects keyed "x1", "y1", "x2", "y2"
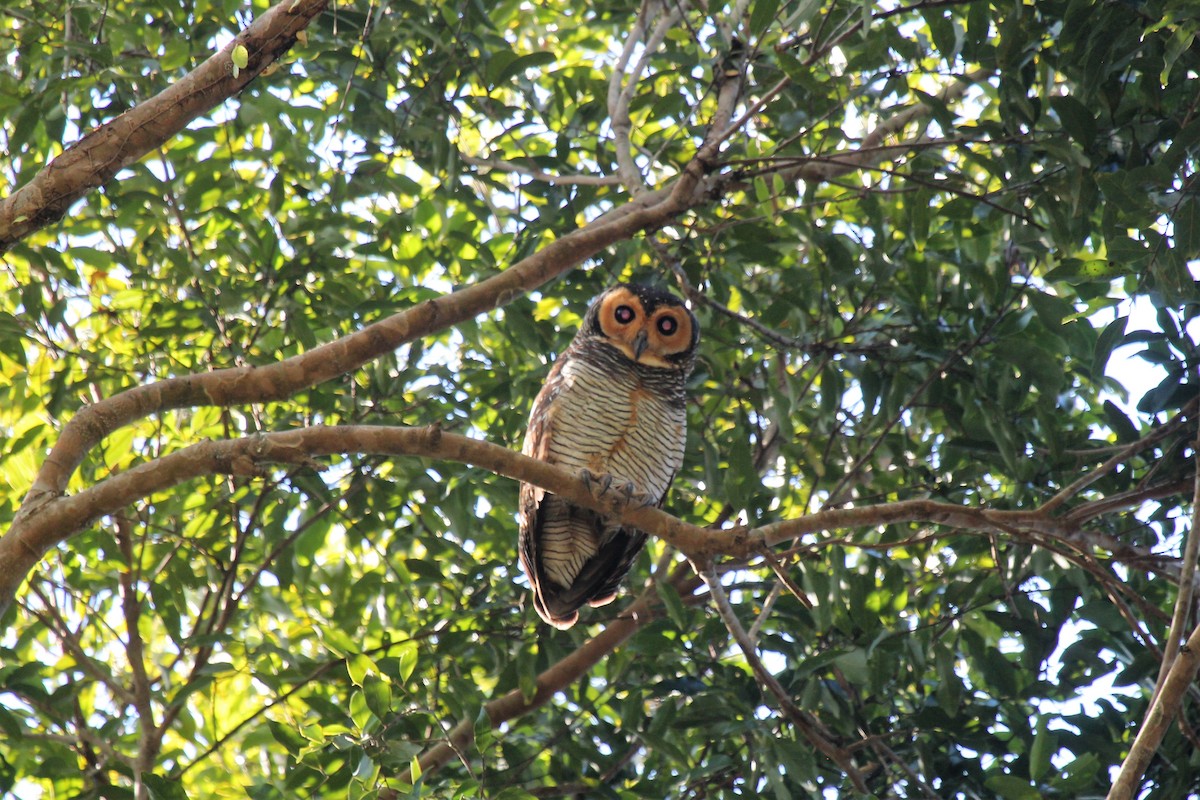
[{"x1": 2, "y1": 0, "x2": 1199, "y2": 797}]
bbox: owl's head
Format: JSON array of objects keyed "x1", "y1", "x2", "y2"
[{"x1": 580, "y1": 283, "x2": 699, "y2": 371}]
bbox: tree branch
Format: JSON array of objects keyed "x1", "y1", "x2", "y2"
[
  {"x1": 779, "y1": 70, "x2": 989, "y2": 185},
  {"x1": 5, "y1": 423, "x2": 1192, "y2": 618},
  {"x1": 412, "y1": 564, "x2": 702, "y2": 780},
  {"x1": 114, "y1": 514, "x2": 158, "y2": 798},
  {"x1": 1041, "y1": 396, "x2": 1196, "y2": 515},
  {"x1": 0, "y1": 0, "x2": 329, "y2": 253},
  {"x1": 607, "y1": 1, "x2": 684, "y2": 192},
  {"x1": 8, "y1": 162, "x2": 702, "y2": 524},
  {"x1": 1107, "y1": 424, "x2": 1200, "y2": 799},
  {"x1": 697, "y1": 560, "x2": 870, "y2": 791}
]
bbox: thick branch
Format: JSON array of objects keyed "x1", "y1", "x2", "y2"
[
  {"x1": 4, "y1": 424, "x2": 1189, "y2": 617},
  {"x1": 11, "y1": 167, "x2": 701, "y2": 521},
  {"x1": 0, "y1": 0, "x2": 329, "y2": 253}
]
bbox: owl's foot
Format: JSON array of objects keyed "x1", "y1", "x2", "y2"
[{"x1": 579, "y1": 468, "x2": 653, "y2": 514}]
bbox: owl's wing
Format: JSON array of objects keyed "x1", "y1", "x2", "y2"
[{"x1": 518, "y1": 359, "x2": 580, "y2": 628}]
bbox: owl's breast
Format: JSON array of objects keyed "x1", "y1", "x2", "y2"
[{"x1": 546, "y1": 353, "x2": 686, "y2": 503}]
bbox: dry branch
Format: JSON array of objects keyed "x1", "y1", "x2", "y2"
[{"x1": 0, "y1": 0, "x2": 329, "y2": 253}]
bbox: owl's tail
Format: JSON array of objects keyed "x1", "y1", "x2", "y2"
[{"x1": 522, "y1": 497, "x2": 646, "y2": 629}]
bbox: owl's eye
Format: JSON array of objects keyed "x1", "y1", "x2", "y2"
[
  {"x1": 614, "y1": 305, "x2": 636, "y2": 324},
  {"x1": 657, "y1": 316, "x2": 678, "y2": 335}
]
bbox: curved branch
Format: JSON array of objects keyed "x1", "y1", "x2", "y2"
[
  {"x1": 12, "y1": 168, "x2": 701, "y2": 520},
  {"x1": 0, "y1": 0, "x2": 329, "y2": 253},
  {"x1": 5, "y1": 424, "x2": 1191, "y2": 616}
]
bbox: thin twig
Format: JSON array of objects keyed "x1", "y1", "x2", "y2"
[
  {"x1": 115, "y1": 513, "x2": 159, "y2": 792},
  {"x1": 461, "y1": 155, "x2": 623, "y2": 186},
  {"x1": 1043, "y1": 396, "x2": 1198, "y2": 514},
  {"x1": 756, "y1": 546, "x2": 813, "y2": 609},
  {"x1": 697, "y1": 559, "x2": 871, "y2": 792}
]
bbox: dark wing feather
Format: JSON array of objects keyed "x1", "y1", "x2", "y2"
[
  {"x1": 519, "y1": 357, "x2": 584, "y2": 628},
  {"x1": 575, "y1": 526, "x2": 647, "y2": 608}
]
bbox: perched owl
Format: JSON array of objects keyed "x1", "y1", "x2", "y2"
[{"x1": 519, "y1": 283, "x2": 699, "y2": 629}]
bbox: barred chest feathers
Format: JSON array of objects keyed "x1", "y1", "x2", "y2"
[{"x1": 544, "y1": 342, "x2": 687, "y2": 507}]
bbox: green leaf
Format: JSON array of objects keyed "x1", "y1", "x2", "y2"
[
  {"x1": 984, "y1": 774, "x2": 1041, "y2": 800},
  {"x1": 410, "y1": 755, "x2": 422, "y2": 784},
  {"x1": 832, "y1": 647, "x2": 869, "y2": 685},
  {"x1": 486, "y1": 50, "x2": 555, "y2": 88},
  {"x1": 1102, "y1": 400, "x2": 1139, "y2": 443},
  {"x1": 1050, "y1": 752, "x2": 1102, "y2": 792},
  {"x1": 346, "y1": 653, "x2": 376, "y2": 687},
  {"x1": 1092, "y1": 315, "x2": 1127, "y2": 377},
  {"x1": 491, "y1": 789, "x2": 539, "y2": 800},
  {"x1": 1028, "y1": 715, "x2": 1053, "y2": 780},
  {"x1": 363, "y1": 674, "x2": 392, "y2": 719},
  {"x1": 517, "y1": 642, "x2": 538, "y2": 703},
  {"x1": 395, "y1": 641, "x2": 419, "y2": 684},
  {"x1": 143, "y1": 774, "x2": 191, "y2": 800},
  {"x1": 1172, "y1": 198, "x2": 1200, "y2": 254},
  {"x1": 750, "y1": 0, "x2": 780, "y2": 34},
  {"x1": 656, "y1": 579, "x2": 689, "y2": 629},
  {"x1": 1049, "y1": 95, "x2": 1096, "y2": 145}
]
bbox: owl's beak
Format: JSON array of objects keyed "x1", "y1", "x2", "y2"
[{"x1": 631, "y1": 330, "x2": 649, "y2": 360}]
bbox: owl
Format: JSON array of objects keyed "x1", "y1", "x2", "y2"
[{"x1": 519, "y1": 283, "x2": 699, "y2": 629}]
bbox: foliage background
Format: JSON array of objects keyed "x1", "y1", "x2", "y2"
[{"x1": 1, "y1": 0, "x2": 1199, "y2": 797}]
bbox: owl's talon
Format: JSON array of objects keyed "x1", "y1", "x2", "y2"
[
  {"x1": 580, "y1": 470, "x2": 652, "y2": 513},
  {"x1": 579, "y1": 468, "x2": 609, "y2": 496}
]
